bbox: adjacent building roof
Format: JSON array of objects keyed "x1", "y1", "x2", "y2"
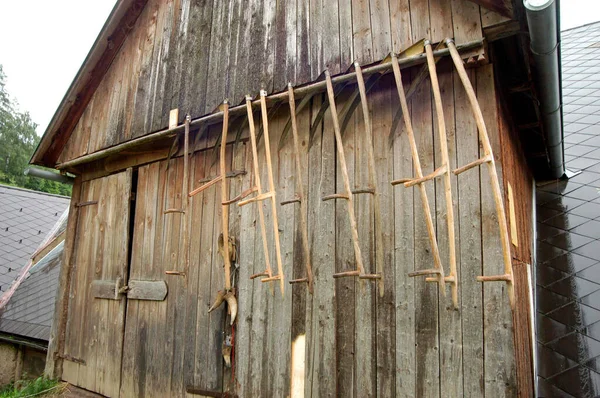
[
  {"x1": 535, "y1": 20, "x2": 600, "y2": 397},
  {"x1": 0, "y1": 185, "x2": 69, "y2": 293},
  {"x1": 0, "y1": 241, "x2": 64, "y2": 341}
]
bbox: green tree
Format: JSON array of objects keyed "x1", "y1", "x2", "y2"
[{"x1": 0, "y1": 65, "x2": 71, "y2": 196}]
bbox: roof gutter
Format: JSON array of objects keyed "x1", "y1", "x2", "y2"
[
  {"x1": 24, "y1": 167, "x2": 74, "y2": 185},
  {"x1": 524, "y1": 0, "x2": 564, "y2": 179}
]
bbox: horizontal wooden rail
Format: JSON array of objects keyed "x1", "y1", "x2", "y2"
[{"x1": 56, "y1": 39, "x2": 484, "y2": 171}]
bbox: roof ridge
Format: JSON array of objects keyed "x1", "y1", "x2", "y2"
[{"x1": 0, "y1": 183, "x2": 70, "y2": 200}]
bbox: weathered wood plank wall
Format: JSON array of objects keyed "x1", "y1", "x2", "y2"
[
  {"x1": 57, "y1": 0, "x2": 504, "y2": 165},
  {"x1": 63, "y1": 63, "x2": 519, "y2": 397}
]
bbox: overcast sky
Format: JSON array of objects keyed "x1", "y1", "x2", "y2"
[{"x1": 0, "y1": 0, "x2": 598, "y2": 136}]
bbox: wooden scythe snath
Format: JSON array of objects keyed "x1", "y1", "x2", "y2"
[
  {"x1": 445, "y1": 38, "x2": 515, "y2": 309},
  {"x1": 187, "y1": 101, "x2": 239, "y2": 323},
  {"x1": 237, "y1": 91, "x2": 285, "y2": 296},
  {"x1": 284, "y1": 84, "x2": 314, "y2": 294},
  {"x1": 422, "y1": 40, "x2": 459, "y2": 309},
  {"x1": 323, "y1": 70, "x2": 381, "y2": 283},
  {"x1": 389, "y1": 51, "x2": 447, "y2": 297}
]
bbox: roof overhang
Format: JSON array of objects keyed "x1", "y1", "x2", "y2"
[{"x1": 30, "y1": 0, "x2": 147, "y2": 167}]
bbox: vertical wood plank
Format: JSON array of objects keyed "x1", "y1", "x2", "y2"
[
  {"x1": 369, "y1": 0, "x2": 392, "y2": 60},
  {"x1": 411, "y1": 65, "x2": 440, "y2": 398},
  {"x1": 373, "y1": 76, "x2": 396, "y2": 398},
  {"x1": 184, "y1": 0, "x2": 214, "y2": 117},
  {"x1": 289, "y1": 100, "x2": 311, "y2": 398},
  {"x1": 352, "y1": 0, "x2": 373, "y2": 64},
  {"x1": 410, "y1": 0, "x2": 430, "y2": 43},
  {"x1": 390, "y1": 0, "x2": 412, "y2": 54},
  {"x1": 309, "y1": 0, "x2": 322, "y2": 80},
  {"x1": 205, "y1": 0, "x2": 231, "y2": 113},
  {"x1": 322, "y1": 0, "x2": 341, "y2": 75},
  {"x1": 130, "y1": 0, "x2": 159, "y2": 137},
  {"x1": 266, "y1": 110, "x2": 294, "y2": 396},
  {"x1": 451, "y1": 0, "x2": 483, "y2": 44},
  {"x1": 334, "y1": 88, "x2": 356, "y2": 398},
  {"x1": 429, "y1": 0, "x2": 453, "y2": 43},
  {"x1": 245, "y1": 0, "x2": 265, "y2": 98},
  {"x1": 296, "y1": 0, "x2": 311, "y2": 83},
  {"x1": 234, "y1": 141, "x2": 256, "y2": 396},
  {"x1": 224, "y1": 0, "x2": 243, "y2": 100},
  {"x1": 183, "y1": 150, "x2": 205, "y2": 393},
  {"x1": 305, "y1": 94, "x2": 336, "y2": 397},
  {"x1": 393, "y1": 70, "x2": 415, "y2": 398},
  {"x1": 454, "y1": 67, "x2": 485, "y2": 398},
  {"x1": 120, "y1": 164, "x2": 147, "y2": 397},
  {"x1": 45, "y1": 176, "x2": 83, "y2": 379},
  {"x1": 432, "y1": 61, "x2": 463, "y2": 398},
  {"x1": 477, "y1": 64, "x2": 516, "y2": 397},
  {"x1": 338, "y1": 0, "x2": 353, "y2": 72}
]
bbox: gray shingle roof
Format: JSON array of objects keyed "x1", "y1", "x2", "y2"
[
  {"x1": 0, "y1": 184, "x2": 69, "y2": 293},
  {"x1": 0, "y1": 241, "x2": 64, "y2": 341},
  {"x1": 535, "y1": 20, "x2": 600, "y2": 397},
  {"x1": 0, "y1": 184, "x2": 69, "y2": 341}
]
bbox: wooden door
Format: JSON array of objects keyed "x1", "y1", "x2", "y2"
[
  {"x1": 119, "y1": 159, "x2": 190, "y2": 398},
  {"x1": 62, "y1": 169, "x2": 132, "y2": 397}
]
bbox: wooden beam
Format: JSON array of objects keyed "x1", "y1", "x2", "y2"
[
  {"x1": 39, "y1": 0, "x2": 148, "y2": 166},
  {"x1": 467, "y1": 0, "x2": 513, "y2": 19}
]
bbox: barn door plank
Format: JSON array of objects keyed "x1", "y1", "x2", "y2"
[{"x1": 62, "y1": 170, "x2": 132, "y2": 397}]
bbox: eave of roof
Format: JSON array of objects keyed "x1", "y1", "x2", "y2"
[{"x1": 30, "y1": 0, "x2": 145, "y2": 167}]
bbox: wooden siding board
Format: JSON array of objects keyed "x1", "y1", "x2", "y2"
[
  {"x1": 334, "y1": 89, "x2": 356, "y2": 398},
  {"x1": 393, "y1": 70, "x2": 416, "y2": 398},
  {"x1": 429, "y1": 0, "x2": 453, "y2": 43},
  {"x1": 354, "y1": 84, "x2": 376, "y2": 397},
  {"x1": 338, "y1": 0, "x2": 353, "y2": 72},
  {"x1": 289, "y1": 103, "x2": 311, "y2": 397},
  {"x1": 390, "y1": 0, "x2": 411, "y2": 54},
  {"x1": 433, "y1": 61, "x2": 464, "y2": 398},
  {"x1": 451, "y1": 0, "x2": 483, "y2": 44},
  {"x1": 130, "y1": 0, "x2": 159, "y2": 138},
  {"x1": 322, "y1": 0, "x2": 341, "y2": 75},
  {"x1": 296, "y1": 0, "x2": 311, "y2": 83},
  {"x1": 245, "y1": 0, "x2": 266, "y2": 99},
  {"x1": 235, "y1": 140, "x2": 256, "y2": 396},
  {"x1": 161, "y1": 0, "x2": 186, "y2": 128},
  {"x1": 267, "y1": 112, "x2": 295, "y2": 396},
  {"x1": 232, "y1": 1, "x2": 253, "y2": 103},
  {"x1": 305, "y1": 94, "x2": 336, "y2": 397},
  {"x1": 454, "y1": 68, "x2": 485, "y2": 398},
  {"x1": 149, "y1": 0, "x2": 172, "y2": 132},
  {"x1": 352, "y1": 0, "x2": 373, "y2": 65},
  {"x1": 410, "y1": 0, "x2": 430, "y2": 44},
  {"x1": 184, "y1": 0, "x2": 214, "y2": 117},
  {"x1": 205, "y1": 0, "x2": 231, "y2": 114},
  {"x1": 477, "y1": 64, "x2": 516, "y2": 397},
  {"x1": 224, "y1": 0, "x2": 244, "y2": 100},
  {"x1": 373, "y1": 76, "x2": 396, "y2": 398},
  {"x1": 369, "y1": 0, "x2": 392, "y2": 61},
  {"x1": 411, "y1": 65, "x2": 440, "y2": 398},
  {"x1": 183, "y1": 150, "x2": 205, "y2": 392}
]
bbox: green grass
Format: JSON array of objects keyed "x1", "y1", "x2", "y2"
[{"x1": 0, "y1": 377, "x2": 62, "y2": 398}]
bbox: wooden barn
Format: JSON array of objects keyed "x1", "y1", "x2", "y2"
[{"x1": 33, "y1": 0, "x2": 562, "y2": 396}]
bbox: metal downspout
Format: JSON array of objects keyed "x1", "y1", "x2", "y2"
[{"x1": 524, "y1": 0, "x2": 565, "y2": 179}]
